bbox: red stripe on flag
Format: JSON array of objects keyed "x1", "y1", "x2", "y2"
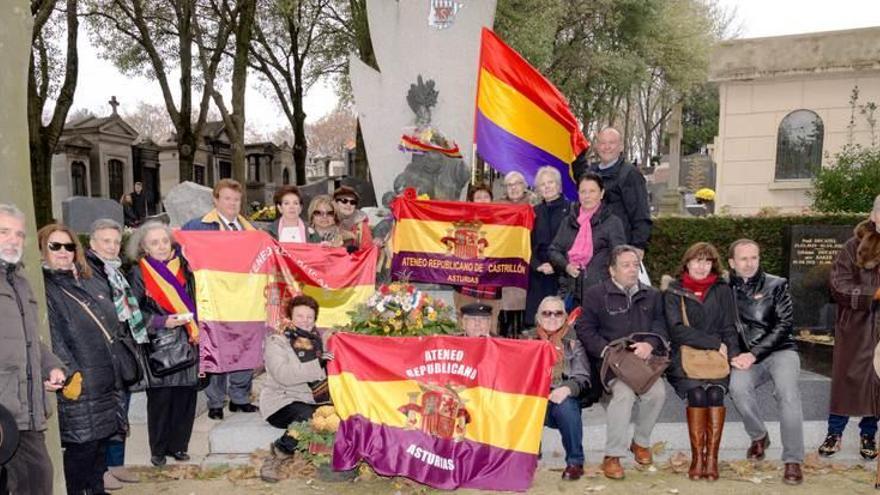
[
  {"x1": 477, "y1": 28, "x2": 588, "y2": 156},
  {"x1": 327, "y1": 333, "x2": 556, "y2": 398},
  {"x1": 391, "y1": 189, "x2": 534, "y2": 228}
]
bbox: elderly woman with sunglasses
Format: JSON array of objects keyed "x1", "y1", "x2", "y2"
[
  {"x1": 307, "y1": 195, "x2": 354, "y2": 249},
  {"x1": 532, "y1": 296, "x2": 590, "y2": 481},
  {"x1": 333, "y1": 186, "x2": 373, "y2": 251},
  {"x1": 39, "y1": 223, "x2": 125, "y2": 495}
]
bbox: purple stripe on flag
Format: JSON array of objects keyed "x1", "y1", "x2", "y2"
[
  {"x1": 390, "y1": 252, "x2": 529, "y2": 289},
  {"x1": 332, "y1": 414, "x2": 537, "y2": 492},
  {"x1": 144, "y1": 254, "x2": 198, "y2": 317},
  {"x1": 198, "y1": 320, "x2": 268, "y2": 373},
  {"x1": 475, "y1": 111, "x2": 578, "y2": 200}
]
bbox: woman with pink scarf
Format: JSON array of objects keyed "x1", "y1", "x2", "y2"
[{"x1": 549, "y1": 172, "x2": 626, "y2": 308}]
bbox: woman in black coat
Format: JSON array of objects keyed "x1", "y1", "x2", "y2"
[
  {"x1": 549, "y1": 172, "x2": 625, "y2": 308},
  {"x1": 524, "y1": 166, "x2": 571, "y2": 328},
  {"x1": 39, "y1": 223, "x2": 124, "y2": 495},
  {"x1": 126, "y1": 221, "x2": 200, "y2": 467},
  {"x1": 663, "y1": 242, "x2": 739, "y2": 482}
]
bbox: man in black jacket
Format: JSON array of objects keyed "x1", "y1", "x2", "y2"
[
  {"x1": 727, "y1": 239, "x2": 803, "y2": 485},
  {"x1": 0, "y1": 204, "x2": 66, "y2": 495},
  {"x1": 576, "y1": 245, "x2": 668, "y2": 480},
  {"x1": 573, "y1": 128, "x2": 652, "y2": 256}
]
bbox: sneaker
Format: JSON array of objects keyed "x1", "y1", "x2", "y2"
[
  {"x1": 103, "y1": 470, "x2": 123, "y2": 491},
  {"x1": 861, "y1": 434, "x2": 878, "y2": 460},
  {"x1": 817, "y1": 433, "x2": 841, "y2": 457}
]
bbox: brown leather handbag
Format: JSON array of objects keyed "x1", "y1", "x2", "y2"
[
  {"x1": 678, "y1": 296, "x2": 730, "y2": 380},
  {"x1": 600, "y1": 333, "x2": 670, "y2": 395}
]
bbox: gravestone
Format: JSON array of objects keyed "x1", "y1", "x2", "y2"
[
  {"x1": 340, "y1": 177, "x2": 378, "y2": 208},
  {"x1": 61, "y1": 196, "x2": 124, "y2": 233},
  {"x1": 783, "y1": 225, "x2": 853, "y2": 331},
  {"x1": 163, "y1": 181, "x2": 214, "y2": 227}
]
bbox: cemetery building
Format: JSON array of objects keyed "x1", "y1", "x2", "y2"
[
  {"x1": 709, "y1": 26, "x2": 880, "y2": 215},
  {"x1": 51, "y1": 99, "x2": 299, "y2": 220}
]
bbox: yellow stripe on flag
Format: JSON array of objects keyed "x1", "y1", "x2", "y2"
[
  {"x1": 329, "y1": 372, "x2": 546, "y2": 453},
  {"x1": 477, "y1": 68, "x2": 575, "y2": 163},
  {"x1": 193, "y1": 271, "x2": 269, "y2": 322},
  {"x1": 392, "y1": 219, "x2": 531, "y2": 259},
  {"x1": 302, "y1": 284, "x2": 374, "y2": 328}
]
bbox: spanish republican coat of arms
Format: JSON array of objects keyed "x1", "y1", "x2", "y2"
[
  {"x1": 440, "y1": 221, "x2": 489, "y2": 259},
  {"x1": 428, "y1": 0, "x2": 463, "y2": 30},
  {"x1": 399, "y1": 382, "x2": 471, "y2": 441}
]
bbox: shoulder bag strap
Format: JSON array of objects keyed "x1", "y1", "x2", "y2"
[
  {"x1": 680, "y1": 295, "x2": 690, "y2": 327},
  {"x1": 59, "y1": 287, "x2": 114, "y2": 344}
]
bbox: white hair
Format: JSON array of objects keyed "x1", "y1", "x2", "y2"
[
  {"x1": 0, "y1": 204, "x2": 26, "y2": 222},
  {"x1": 503, "y1": 171, "x2": 527, "y2": 185},
  {"x1": 535, "y1": 296, "x2": 566, "y2": 328},
  {"x1": 534, "y1": 166, "x2": 562, "y2": 188},
  {"x1": 89, "y1": 218, "x2": 123, "y2": 240},
  {"x1": 126, "y1": 220, "x2": 174, "y2": 261}
]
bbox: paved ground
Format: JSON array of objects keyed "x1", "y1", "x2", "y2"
[{"x1": 104, "y1": 455, "x2": 880, "y2": 494}]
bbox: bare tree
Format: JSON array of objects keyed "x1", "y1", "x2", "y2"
[
  {"x1": 85, "y1": 0, "x2": 230, "y2": 183},
  {"x1": 123, "y1": 101, "x2": 176, "y2": 142},
  {"x1": 248, "y1": 0, "x2": 343, "y2": 184},
  {"x1": 306, "y1": 105, "x2": 356, "y2": 157},
  {"x1": 29, "y1": 0, "x2": 79, "y2": 227}
]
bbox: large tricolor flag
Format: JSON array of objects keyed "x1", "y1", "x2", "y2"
[
  {"x1": 390, "y1": 188, "x2": 534, "y2": 288},
  {"x1": 328, "y1": 333, "x2": 557, "y2": 491},
  {"x1": 175, "y1": 231, "x2": 377, "y2": 373},
  {"x1": 474, "y1": 28, "x2": 589, "y2": 199}
]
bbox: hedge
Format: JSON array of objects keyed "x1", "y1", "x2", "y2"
[{"x1": 644, "y1": 214, "x2": 865, "y2": 280}]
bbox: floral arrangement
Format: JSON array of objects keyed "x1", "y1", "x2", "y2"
[
  {"x1": 249, "y1": 204, "x2": 278, "y2": 222},
  {"x1": 341, "y1": 282, "x2": 457, "y2": 336},
  {"x1": 286, "y1": 405, "x2": 340, "y2": 465}
]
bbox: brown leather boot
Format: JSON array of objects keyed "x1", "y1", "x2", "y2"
[
  {"x1": 704, "y1": 406, "x2": 726, "y2": 481},
  {"x1": 686, "y1": 407, "x2": 708, "y2": 481}
]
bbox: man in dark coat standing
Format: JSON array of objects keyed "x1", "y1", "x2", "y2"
[
  {"x1": 0, "y1": 204, "x2": 66, "y2": 495},
  {"x1": 130, "y1": 182, "x2": 148, "y2": 222},
  {"x1": 820, "y1": 195, "x2": 880, "y2": 460},
  {"x1": 573, "y1": 127, "x2": 652, "y2": 257}
]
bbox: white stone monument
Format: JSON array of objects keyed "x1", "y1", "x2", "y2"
[{"x1": 350, "y1": 0, "x2": 497, "y2": 202}]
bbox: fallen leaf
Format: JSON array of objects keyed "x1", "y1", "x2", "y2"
[
  {"x1": 651, "y1": 441, "x2": 667, "y2": 455},
  {"x1": 585, "y1": 484, "x2": 606, "y2": 492},
  {"x1": 668, "y1": 489, "x2": 680, "y2": 494},
  {"x1": 667, "y1": 451, "x2": 689, "y2": 473}
]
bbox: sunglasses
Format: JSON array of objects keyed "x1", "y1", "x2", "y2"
[
  {"x1": 335, "y1": 197, "x2": 357, "y2": 206},
  {"x1": 312, "y1": 210, "x2": 334, "y2": 217},
  {"x1": 48, "y1": 242, "x2": 76, "y2": 252},
  {"x1": 540, "y1": 310, "x2": 565, "y2": 318}
]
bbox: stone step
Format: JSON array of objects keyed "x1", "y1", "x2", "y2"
[{"x1": 582, "y1": 370, "x2": 830, "y2": 423}]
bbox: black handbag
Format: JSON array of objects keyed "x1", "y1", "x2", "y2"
[
  {"x1": 60, "y1": 288, "x2": 143, "y2": 386},
  {"x1": 600, "y1": 332, "x2": 670, "y2": 395},
  {"x1": 146, "y1": 326, "x2": 197, "y2": 377}
]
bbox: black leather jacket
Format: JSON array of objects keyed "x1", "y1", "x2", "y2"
[{"x1": 729, "y1": 270, "x2": 797, "y2": 362}]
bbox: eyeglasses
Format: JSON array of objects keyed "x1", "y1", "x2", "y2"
[
  {"x1": 505, "y1": 182, "x2": 525, "y2": 188},
  {"x1": 335, "y1": 197, "x2": 357, "y2": 206},
  {"x1": 48, "y1": 242, "x2": 76, "y2": 252},
  {"x1": 312, "y1": 210, "x2": 334, "y2": 217},
  {"x1": 540, "y1": 310, "x2": 565, "y2": 318}
]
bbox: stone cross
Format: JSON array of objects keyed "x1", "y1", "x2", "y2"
[{"x1": 109, "y1": 95, "x2": 119, "y2": 115}]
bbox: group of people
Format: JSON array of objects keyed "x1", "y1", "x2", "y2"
[{"x1": 2, "y1": 123, "x2": 880, "y2": 493}]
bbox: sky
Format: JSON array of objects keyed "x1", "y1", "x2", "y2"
[{"x1": 69, "y1": 1, "x2": 880, "y2": 136}]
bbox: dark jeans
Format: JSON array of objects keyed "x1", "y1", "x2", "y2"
[
  {"x1": 147, "y1": 386, "x2": 197, "y2": 457},
  {"x1": 544, "y1": 396, "x2": 584, "y2": 465},
  {"x1": 2, "y1": 431, "x2": 53, "y2": 495},
  {"x1": 266, "y1": 402, "x2": 319, "y2": 454},
  {"x1": 63, "y1": 438, "x2": 109, "y2": 494},
  {"x1": 827, "y1": 414, "x2": 879, "y2": 436},
  {"x1": 106, "y1": 391, "x2": 132, "y2": 467}
]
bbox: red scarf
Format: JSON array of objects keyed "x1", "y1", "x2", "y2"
[{"x1": 681, "y1": 272, "x2": 717, "y2": 301}]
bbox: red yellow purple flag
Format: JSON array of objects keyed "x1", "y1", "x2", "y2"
[
  {"x1": 328, "y1": 333, "x2": 557, "y2": 491},
  {"x1": 474, "y1": 28, "x2": 589, "y2": 199},
  {"x1": 390, "y1": 188, "x2": 534, "y2": 288},
  {"x1": 175, "y1": 231, "x2": 376, "y2": 373}
]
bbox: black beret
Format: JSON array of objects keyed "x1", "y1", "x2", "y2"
[{"x1": 460, "y1": 302, "x2": 493, "y2": 317}]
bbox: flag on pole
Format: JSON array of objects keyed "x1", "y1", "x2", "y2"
[{"x1": 474, "y1": 27, "x2": 589, "y2": 199}]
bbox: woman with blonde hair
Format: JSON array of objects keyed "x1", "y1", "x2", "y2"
[
  {"x1": 533, "y1": 295, "x2": 590, "y2": 481},
  {"x1": 307, "y1": 195, "x2": 354, "y2": 248}
]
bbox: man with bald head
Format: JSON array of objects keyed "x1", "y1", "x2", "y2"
[{"x1": 573, "y1": 128, "x2": 652, "y2": 257}]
